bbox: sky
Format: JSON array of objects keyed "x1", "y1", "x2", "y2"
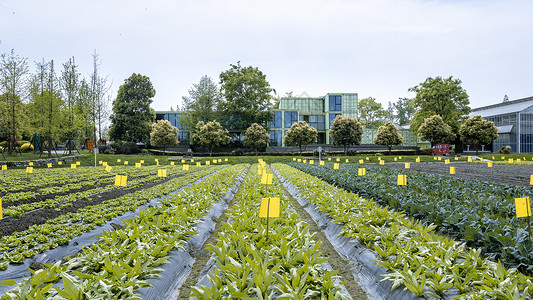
[{"x1": 1, "y1": 0, "x2": 532, "y2": 112}]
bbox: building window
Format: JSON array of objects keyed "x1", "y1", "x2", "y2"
[
  {"x1": 284, "y1": 111, "x2": 298, "y2": 128},
  {"x1": 329, "y1": 113, "x2": 342, "y2": 127},
  {"x1": 269, "y1": 111, "x2": 282, "y2": 128},
  {"x1": 309, "y1": 115, "x2": 325, "y2": 130},
  {"x1": 329, "y1": 95, "x2": 342, "y2": 111},
  {"x1": 269, "y1": 130, "x2": 282, "y2": 146}
]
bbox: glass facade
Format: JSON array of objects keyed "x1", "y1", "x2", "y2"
[
  {"x1": 484, "y1": 113, "x2": 517, "y2": 153},
  {"x1": 269, "y1": 111, "x2": 282, "y2": 128},
  {"x1": 329, "y1": 95, "x2": 342, "y2": 111},
  {"x1": 329, "y1": 113, "x2": 342, "y2": 127},
  {"x1": 284, "y1": 111, "x2": 298, "y2": 128},
  {"x1": 269, "y1": 130, "x2": 282, "y2": 146}
]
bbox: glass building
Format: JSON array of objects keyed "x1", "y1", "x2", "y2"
[
  {"x1": 155, "y1": 111, "x2": 190, "y2": 144},
  {"x1": 470, "y1": 96, "x2": 533, "y2": 153}
]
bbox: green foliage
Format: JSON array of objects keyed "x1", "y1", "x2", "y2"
[
  {"x1": 283, "y1": 121, "x2": 317, "y2": 154},
  {"x1": 417, "y1": 115, "x2": 455, "y2": 146},
  {"x1": 181, "y1": 75, "x2": 222, "y2": 132},
  {"x1": 409, "y1": 76, "x2": 470, "y2": 133},
  {"x1": 329, "y1": 115, "x2": 363, "y2": 154},
  {"x1": 243, "y1": 123, "x2": 269, "y2": 155},
  {"x1": 393, "y1": 97, "x2": 416, "y2": 126},
  {"x1": 192, "y1": 120, "x2": 230, "y2": 156},
  {"x1": 218, "y1": 62, "x2": 273, "y2": 131},
  {"x1": 149, "y1": 119, "x2": 179, "y2": 152},
  {"x1": 373, "y1": 121, "x2": 403, "y2": 154},
  {"x1": 109, "y1": 73, "x2": 156, "y2": 143},
  {"x1": 358, "y1": 97, "x2": 390, "y2": 128},
  {"x1": 459, "y1": 115, "x2": 498, "y2": 153},
  {"x1": 109, "y1": 140, "x2": 140, "y2": 154}
]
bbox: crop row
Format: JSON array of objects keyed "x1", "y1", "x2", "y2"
[
  {"x1": 275, "y1": 163, "x2": 533, "y2": 299},
  {"x1": 0, "y1": 166, "x2": 223, "y2": 268},
  {"x1": 0, "y1": 164, "x2": 247, "y2": 299},
  {"x1": 289, "y1": 161, "x2": 533, "y2": 274},
  {"x1": 192, "y1": 164, "x2": 351, "y2": 299}
]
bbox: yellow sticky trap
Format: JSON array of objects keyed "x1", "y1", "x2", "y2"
[
  {"x1": 530, "y1": 175, "x2": 533, "y2": 185},
  {"x1": 517, "y1": 159, "x2": 521, "y2": 163},
  {"x1": 450, "y1": 166, "x2": 456, "y2": 174},
  {"x1": 191, "y1": 159, "x2": 195, "y2": 162},
  {"x1": 509, "y1": 159, "x2": 514, "y2": 164},
  {"x1": 515, "y1": 197, "x2": 531, "y2": 218},
  {"x1": 261, "y1": 173, "x2": 273, "y2": 185},
  {"x1": 336, "y1": 158, "x2": 340, "y2": 162},
  {"x1": 259, "y1": 197, "x2": 280, "y2": 218},
  {"x1": 405, "y1": 163, "x2": 410, "y2": 169},
  {"x1": 98, "y1": 161, "x2": 102, "y2": 165},
  {"x1": 171, "y1": 162, "x2": 175, "y2": 166},
  {"x1": 524, "y1": 157, "x2": 527, "y2": 161},
  {"x1": 434, "y1": 157, "x2": 437, "y2": 160},
  {"x1": 183, "y1": 164, "x2": 189, "y2": 171},
  {"x1": 77, "y1": 161, "x2": 81, "y2": 166},
  {"x1": 196, "y1": 162, "x2": 201, "y2": 167},
  {"x1": 71, "y1": 164, "x2": 76, "y2": 169},
  {"x1": 124, "y1": 161, "x2": 128, "y2": 165},
  {"x1": 206, "y1": 161, "x2": 210, "y2": 165},
  {"x1": 438, "y1": 157, "x2": 442, "y2": 161},
  {"x1": 358, "y1": 168, "x2": 366, "y2": 176},
  {"x1": 399, "y1": 156, "x2": 402, "y2": 160},
  {"x1": 117, "y1": 159, "x2": 121, "y2": 162},
  {"x1": 181, "y1": 159, "x2": 185, "y2": 163},
  {"x1": 454, "y1": 157, "x2": 458, "y2": 161},
  {"x1": 488, "y1": 161, "x2": 493, "y2": 168},
  {"x1": 309, "y1": 160, "x2": 314, "y2": 165},
  {"x1": 366, "y1": 157, "x2": 369, "y2": 161},
  {"x1": 212, "y1": 159, "x2": 217, "y2": 164},
  {"x1": 380, "y1": 160, "x2": 385, "y2": 165},
  {"x1": 297, "y1": 159, "x2": 301, "y2": 162},
  {"x1": 346, "y1": 159, "x2": 349, "y2": 163},
  {"x1": 105, "y1": 165, "x2": 112, "y2": 172},
  {"x1": 320, "y1": 161, "x2": 325, "y2": 166},
  {"x1": 468, "y1": 157, "x2": 472, "y2": 162},
  {"x1": 0, "y1": 197, "x2": 2, "y2": 219},
  {"x1": 140, "y1": 160, "x2": 144, "y2": 164},
  {"x1": 492, "y1": 156, "x2": 495, "y2": 160},
  {"x1": 135, "y1": 163, "x2": 141, "y2": 168},
  {"x1": 26, "y1": 167, "x2": 33, "y2": 173},
  {"x1": 257, "y1": 165, "x2": 263, "y2": 174},
  {"x1": 394, "y1": 158, "x2": 397, "y2": 161},
  {"x1": 114, "y1": 175, "x2": 127, "y2": 187},
  {"x1": 333, "y1": 163, "x2": 339, "y2": 169},
  {"x1": 225, "y1": 158, "x2": 228, "y2": 162},
  {"x1": 292, "y1": 158, "x2": 296, "y2": 161},
  {"x1": 1, "y1": 165, "x2": 6, "y2": 170},
  {"x1": 416, "y1": 157, "x2": 420, "y2": 163},
  {"x1": 445, "y1": 159, "x2": 450, "y2": 165},
  {"x1": 397, "y1": 174, "x2": 406, "y2": 186},
  {"x1": 58, "y1": 161, "x2": 62, "y2": 165},
  {"x1": 303, "y1": 160, "x2": 307, "y2": 164},
  {"x1": 218, "y1": 159, "x2": 221, "y2": 163},
  {"x1": 158, "y1": 169, "x2": 167, "y2": 177},
  {"x1": 359, "y1": 159, "x2": 364, "y2": 164},
  {"x1": 29, "y1": 162, "x2": 33, "y2": 166},
  {"x1": 47, "y1": 163, "x2": 52, "y2": 168},
  {"x1": 328, "y1": 158, "x2": 331, "y2": 161},
  {"x1": 103, "y1": 162, "x2": 108, "y2": 166},
  {"x1": 155, "y1": 159, "x2": 159, "y2": 162},
  {"x1": 501, "y1": 156, "x2": 505, "y2": 160}
]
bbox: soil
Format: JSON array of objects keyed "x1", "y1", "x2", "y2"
[{"x1": 367, "y1": 161, "x2": 533, "y2": 187}]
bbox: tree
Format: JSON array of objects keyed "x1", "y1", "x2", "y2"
[
  {"x1": 150, "y1": 119, "x2": 179, "y2": 153},
  {"x1": 417, "y1": 115, "x2": 455, "y2": 146},
  {"x1": 60, "y1": 57, "x2": 80, "y2": 154},
  {"x1": 218, "y1": 62, "x2": 273, "y2": 132},
  {"x1": 459, "y1": 115, "x2": 498, "y2": 155},
  {"x1": 90, "y1": 51, "x2": 111, "y2": 144},
  {"x1": 409, "y1": 76, "x2": 470, "y2": 133},
  {"x1": 284, "y1": 121, "x2": 317, "y2": 154},
  {"x1": 374, "y1": 121, "x2": 403, "y2": 155},
  {"x1": 192, "y1": 120, "x2": 230, "y2": 156},
  {"x1": 109, "y1": 73, "x2": 156, "y2": 143},
  {"x1": 181, "y1": 75, "x2": 222, "y2": 132},
  {"x1": 243, "y1": 123, "x2": 269, "y2": 155},
  {"x1": 394, "y1": 97, "x2": 416, "y2": 126},
  {"x1": 329, "y1": 115, "x2": 363, "y2": 154},
  {"x1": 0, "y1": 49, "x2": 29, "y2": 154},
  {"x1": 358, "y1": 97, "x2": 390, "y2": 128}
]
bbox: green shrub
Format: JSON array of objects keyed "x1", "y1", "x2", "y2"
[
  {"x1": 0, "y1": 141, "x2": 8, "y2": 148},
  {"x1": 20, "y1": 143, "x2": 34, "y2": 152},
  {"x1": 140, "y1": 149, "x2": 151, "y2": 155},
  {"x1": 109, "y1": 141, "x2": 140, "y2": 154}
]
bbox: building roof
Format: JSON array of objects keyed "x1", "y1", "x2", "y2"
[
  {"x1": 471, "y1": 96, "x2": 533, "y2": 117},
  {"x1": 497, "y1": 125, "x2": 514, "y2": 134}
]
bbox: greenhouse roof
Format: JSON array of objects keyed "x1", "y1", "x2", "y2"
[{"x1": 471, "y1": 96, "x2": 533, "y2": 117}]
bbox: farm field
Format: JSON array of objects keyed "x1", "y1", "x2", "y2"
[{"x1": 1, "y1": 155, "x2": 533, "y2": 299}]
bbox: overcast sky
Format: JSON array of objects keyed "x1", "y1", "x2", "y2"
[{"x1": 1, "y1": 0, "x2": 532, "y2": 112}]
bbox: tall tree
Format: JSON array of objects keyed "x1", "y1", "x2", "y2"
[
  {"x1": 192, "y1": 120, "x2": 230, "y2": 156},
  {"x1": 459, "y1": 115, "x2": 498, "y2": 155},
  {"x1": 109, "y1": 73, "x2": 156, "y2": 143},
  {"x1": 0, "y1": 49, "x2": 29, "y2": 154},
  {"x1": 218, "y1": 62, "x2": 273, "y2": 132},
  {"x1": 409, "y1": 76, "x2": 470, "y2": 133},
  {"x1": 358, "y1": 97, "x2": 390, "y2": 128},
  {"x1": 284, "y1": 121, "x2": 317, "y2": 154},
  {"x1": 60, "y1": 57, "x2": 80, "y2": 154},
  {"x1": 90, "y1": 51, "x2": 110, "y2": 144},
  {"x1": 150, "y1": 119, "x2": 179, "y2": 153},
  {"x1": 243, "y1": 123, "x2": 269, "y2": 155},
  {"x1": 76, "y1": 78, "x2": 94, "y2": 143},
  {"x1": 374, "y1": 121, "x2": 403, "y2": 155},
  {"x1": 329, "y1": 115, "x2": 363, "y2": 154},
  {"x1": 393, "y1": 97, "x2": 416, "y2": 126},
  {"x1": 417, "y1": 115, "x2": 455, "y2": 146},
  {"x1": 181, "y1": 75, "x2": 222, "y2": 132}
]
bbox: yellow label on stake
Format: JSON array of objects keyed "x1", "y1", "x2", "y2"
[
  {"x1": 0, "y1": 197, "x2": 2, "y2": 219},
  {"x1": 450, "y1": 166, "x2": 456, "y2": 174},
  {"x1": 71, "y1": 164, "x2": 76, "y2": 169},
  {"x1": 399, "y1": 156, "x2": 402, "y2": 160},
  {"x1": 114, "y1": 175, "x2": 127, "y2": 187},
  {"x1": 218, "y1": 159, "x2": 222, "y2": 163},
  {"x1": 259, "y1": 198, "x2": 280, "y2": 218},
  {"x1": 309, "y1": 160, "x2": 314, "y2": 165},
  {"x1": 140, "y1": 160, "x2": 144, "y2": 164},
  {"x1": 366, "y1": 157, "x2": 369, "y2": 161},
  {"x1": 397, "y1": 174, "x2": 407, "y2": 186},
  {"x1": 346, "y1": 159, "x2": 349, "y2": 163},
  {"x1": 47, "y1": 163, "x2": 52, "y2": 168},
  {"x1": 105, "y1": 165, "x2": 112, "y2": 172},
  {"x1": 124, "y1": 161, "x2": 128, "y2": 165},
  {"x1": 103, "y1": 162, "x2": 108, "y2": 166},
  {"x1": 171, "y1": 162, "x2": 175, "y2": 166},
  {"x1": 468, "y1": 157, "x2": 472, "y2": 162},
  {"x1": 336, "y1": 158, "x2": 340, "y2": 162},
  {"x1": 117, "y1": 159, "x2": 121, "y2": 162},
  {"x1": 509, "y1": 158, "x2": 514, "y2": 164},
  {"x1": 380, "y1": 160, "x2": 385, "y2": 165},
  {"x1": 1, "y1": 165, "x2": 6, "y2": 170},
  {"x1": 454, "y1": 157, "x2": 458, "y2": 161},
  {"x1": 301, "y1": 160, "x2": 306, "y2": 164},
  {"x1": 58, "y1": 161, "x2": 62, "y2": 165},
  {"x1": 76, "y1": 161, "x2": 81, "y2": 166},
  {"x1": 135, "y1": 163, "x2": 141, "y2": 168},
  {"x1": 405, "y1": 163, "x2": 410, "y2": 169},
  {"x1": 181, "y1": 159, "x2": 185, "y2": 163},
  {"x1": 492, "y1": 156, "x2": 495, "y2": 160},
  {"x1": 530, "y1": 175, "x2": 533, "y2": 185},
  {"x1": 297, "y1": 159, "x2": 301, "y2": 162},
  {"x1": 29, "y1": 162, "x2": 33, "y2": 166},
  {"x1": 26, "y1": 167, "x2": 33, "y2": 173},
  {"x1": 416, "y1": 157, "x2": 420, "y2": 163},
  {"x1": 157, "y1": 169, "x2": 167, "y2": 177},
  {"x1": 261, "y1": 173, "x2": 273, "y2": 185},
  {"x1": 99, "y1": 161, "x2": 102, "y2": 165},
  {"x1": 196, "y1": 162, "x2": 201, "y2": 167},
  {"x1": 359, "y1": 159, "x2": 364, "y2": 164},
  {"x1": 213, "y1": 159, "x2": 217, "y2": 164},
  {"x1": 501, "y1": 156, "x2": 505, "y2": 160},
  {"x1": 445, "y1": 159, "x2": 450, "y2": 165},
  {"x1": 191, "y1": 159, "x2": 195, "y2": 162},
  {"x1": 206, "y1": 161, "x2": 210, "y2": 165},
  {"x1": 517, "y1": 159, "x2": 521, "y2": 163},
  {"x1": 394, "y1": 158, "x2": 397, "y2": 161},
  {"x1": 183, "y1": 164, "x2": 189, "y2": 171},
  {"x1": 328, "y1": 158, "x2": 331, "y2": 161},
  {"x1": 225, "y1": 158, "x2": 228, "y2": 162},
  {"x1": 333, "y1": 163, "x2": 339, "y2": 169},
  {"x1": 515, "y1": 197, "x2": 531, "y2": 218},
  {"x1": 320, "y1": 161, "x2": 325, "y2": 166},
  {"x1": 358, "y1": 168, "x2": 366, "y2": 176},
  {"x1": 155, "y1": 159, "x2": 159, "y2": 162},
  {"x1": 438, "y1": 157, "x2": 442, "y2": 161},
  {"x1": 488, "y1": 161, "x2": 493, "y2": 167}
]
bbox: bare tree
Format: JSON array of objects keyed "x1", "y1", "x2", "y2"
[
  {"x1": 60, "y1": 57, "x2": 80, "y2": 154},
  {"x1": 90, "y1": 51, "x2": 111, "y2": 146}
]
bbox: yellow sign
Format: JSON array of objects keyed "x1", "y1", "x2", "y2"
[
  {"x1": 394, "y1": 157, "x2": 397, "y2": 161},
  {"x1": 438, "y1": 157, "x2": 442, "y2": 161},
  {"x1": 261, "y1": 173, "x2": 273, "y2": 185},
  {"x1": 181, "y1": 159, "x2": 185, "y2": 163},
  {"x1": 206, "y1": 161, "x2": 210, "y2": 165},
  {"x1": 450, "y1": 166, "x2": 456, "y2": 174},
  {"x1": 359, "y1": 159, "x2": 364, "y2": 164},
  {"x1": 468, "y1": 157, "x2": 472, "y2": 162},
  {"x1": 225, "y1": 158, "x2": 228, "y2": 162},
  {"x1": 358, "y1": 168, "x2": 366, "y2": 176},
  {"x1": 29, "y1": 162, "x2": 33, "y2": 166},
  {"x1": 309, "y1": 160, "x2": 314, "y2": 164},
  {"x1": 333, "y1": 163, "x2": 339, "y2": 169},
  {"x1": 114, "y1": 175, "x2": 127, "y2": 187},
  {"x1": 76, "y1": 161, "x2": 81, "y2": 166},
  {"x1": 492, "y1": 156, "x2": 495, "y2": 160},
  {"x1": 501, "y1": 156, "x2": 504, "y2": 160},
  {"x1": 366, "y1": 157, "x2": 369, "y2": 161},
  {"x1": 105, "y1": 165, "x2": 112, "y2": 172},
  {"x1": 531, "y1": 175, "x2": 533, "y2": 185},
  {"x1": 380, "y1": 160, "x2": 385, "y2": 165},
  {"x1": 345, "y1": 159, "x2": 349, "y2": 163},
  {"x1": 488, "y1": 161, "x2": 493, "y2": 168},
  {"x1": 509, "y1": 158, "x2": 514, "y2": 164},
  {"x1": 259, "y1": 198, "x2": 280, "y2": 218},
  {"x1": 515, "y1": 197, "x2": 531, "y2": 218},
  {"x1": 103, "y1": 162, "x2": 108, "y2": 166},
  {"x1": 135, "y1": 163, "x2": 141, "y2": 168},
  {"x1": 117, "y1": 159, "x2": 121, "y2": 162},
  {"x1": 434, "y1": 157, "x2": 437, "y2": 160},
  {"x1": 399, "y1": 156, "x2": 402, "y2": 160},
  {"x1": 397, "y1": 174, "x2": 407, "y2": 186},
  {"x1": 292, "y1": 157, "x2": 296, "y2": 161},
  {"x1": 0, "y1": 197, "x2": 2, "y2": 219},
  {"x1": 517, "y1": 159, "x2": 521, "y2": 163},
  {"x1": 158, "y1": 169, "x2": 167, "y2": 177},
  {"x1": 1, "y1": 165, "x2": 6, "y2": 170},
  {"x1": 26, "y1": 166, "x2": 33, "y2": 173},
  {"x1": 303, "y1": 160, "x2": 307, "y2": 164},
  {"x1": 124, "y1": 161, "x2": 128, "y2": 165},
  {"x1": 98, "y1": 161, "x2": 102, "y2": 165},
  {"x1": 47, "y1": 163, "x2": 52, "y2": 168},
  {"x1": 71, "y1": 164, "x2": 76, "y2": 169},
  {"x1": 328, "y1": 158, "x2": 331, "y2": 161},
  {"x1": 183, "y1": 164, "x2": 190, "y2": 171},
  {"x1": 297, "y1": 159, "x2": 301, "y2": 162},
  {"x1": 320, "y1": 161, "x2": 325, "y2": 166},
  {"x1": 336, "y1": 158, "x2": 340, "y2": 162},
  {"x1": 171, "y1": 162, "x2": 175, "y2": 166},
  {"x1": 454, "y1": 157, "x2": 458, "y2": 161},
  {"x1": 196, "y1": 162, "x2": 201, "y2": 167},
  {"x1": 155, "y1": 159, "x2": 159, "y2": 162},
  {"x1": 218, "y1": 159, "x2": 222, "y2": 163},
  {"x1": 58, "y1": 161, "x2": 62, "y2": 165},
  {"x1": 405, "y1": 163, "x2": 410, "y2": 169},
  {"x1": 191, "y1": 159, "x2": 195, "y2": 162},
  {"x1": 212, "y1": 159, "x2": 217, "y2": 164},
  {"x1": 445, "y1": 159, "x2": 450, "y2": 165},
  {"x1": 416, "y1": 157, "x2": 420, "y2": 163},
  {"x1": 140, "y1": 160, "x2": 144, "y2": 164}
]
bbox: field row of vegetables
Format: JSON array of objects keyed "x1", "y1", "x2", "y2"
[
  {"x1": 288, "y1": 161, "x2": 533, "y2": 275},
  {"x1": 275, "y1": 163, "x2": 533, "y2": 299},
  {"x1": 0, "y1": 165, "x2": 223, "y2": 268},
  {"x1": 192, "y1": 164, "x2": 351, "y2": 299},
  {"x1": 0, "y1": 164, "x2": 247, "y2": 299}
]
